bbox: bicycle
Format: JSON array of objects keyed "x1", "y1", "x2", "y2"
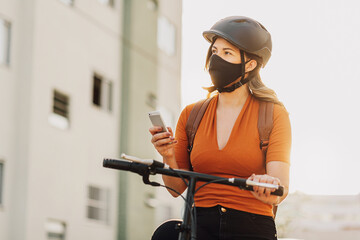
[{"x1": 103, "y1": 154, "x2": 284, "y2": 240}]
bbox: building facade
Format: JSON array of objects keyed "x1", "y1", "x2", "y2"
[
  {"x1": 118, "y1": 0, "x2": 183, "y2": 239},
  {"x1": 0, "y1": 0, "x2": 182, "y2": 240}
]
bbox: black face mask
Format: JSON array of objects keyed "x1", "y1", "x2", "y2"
[{"x1": 208, "y1": 54, "x2": 250, "y2": 93}]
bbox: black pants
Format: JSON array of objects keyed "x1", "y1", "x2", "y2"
[{"x1": 195, "y1": 205, "x2": 277, "y2": 240}]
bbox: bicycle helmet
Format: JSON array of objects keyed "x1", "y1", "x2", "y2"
[{"x1": 203, "y1": 16, "x2": 272, "y2": 67}]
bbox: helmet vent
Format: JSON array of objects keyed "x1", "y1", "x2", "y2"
[{"x1": 233, "y1": 19, "x2": 248, "y2": 23}]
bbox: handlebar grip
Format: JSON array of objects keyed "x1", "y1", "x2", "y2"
[
  {"x1": 103, "y1": 158, "x2": 148, "y2": 176},
  {"x1": 271, "y1": 185, "x2": 284, "y2": 196},
  {"x1": 103, "y1": 158, "x2": 131, "y2": 170}
]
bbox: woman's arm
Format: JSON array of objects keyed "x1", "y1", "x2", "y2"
[
  {"x1": 266, "y1": 161, "x2": 290, "y2": 203},
  {"x1": 249, "y1": 103, "x2": 291, "y2": 205},
  {"x1": 248, "y1": 161, "x2": 290, "y2": 205},
  {"x1": 161, "y1": 155, "x2": 188, "y2": 197},
  {"x1": 149, "y1": 126, "x2": 188, "y2": 197}
]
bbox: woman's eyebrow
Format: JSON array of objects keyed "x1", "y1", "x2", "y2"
[
  {"x1": 212, "y1": 45, "x2": 235, "y2": 52},
  {"x1": 223, "y1": 47, "x2": 236, "y2": 52},
  {"x1": 212, "y1": 46, "x2": 235, "y2": 52}
]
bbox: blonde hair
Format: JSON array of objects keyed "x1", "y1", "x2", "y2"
[{"x1": 204, "y1": 43, "x2": 283, "y2": 107}]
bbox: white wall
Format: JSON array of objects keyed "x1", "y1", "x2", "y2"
[
  {"x1": 1, "y1": 0, "x2": 122, "y2": 239},
  {"x1": 0, "y1": 1, "x2": 19, "y2": 240}
]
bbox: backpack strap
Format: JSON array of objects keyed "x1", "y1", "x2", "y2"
[
  {"x1": 185, "y1": 98, "x2": 213, "y2": 153},
  {"x1": 258, "y1": 101, "x2": 277, "y2": 217},
  {"x1": 258, "y1": 101, "x2": 274, "y2": 157}
]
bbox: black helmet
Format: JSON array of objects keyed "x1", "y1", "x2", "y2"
[{"x1": 203, "y1": 16, "x2": 272, "y2": 67}]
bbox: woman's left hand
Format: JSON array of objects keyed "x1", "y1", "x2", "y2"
[{"x1": 248, "y1": 174, "x2": 281, "y2": 206}]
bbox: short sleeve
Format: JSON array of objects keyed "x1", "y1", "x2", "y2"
[
  {"x1": 174, "y1": 103, "x2": 195, "y2": 170},
  {"x1": 266, "y1": 104, "x2": 292, "y2": 164}
]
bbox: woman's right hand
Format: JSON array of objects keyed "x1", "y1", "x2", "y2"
[{"x1": 149, "y1": 126, "x2": 177, "y2": 159}]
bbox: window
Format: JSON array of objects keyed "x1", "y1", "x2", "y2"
[
  {"x1": 53, "y1": 90, "x2": 69, "y2": 118},
  {"x1": 0, "y1": 18, "x2": 11, "y2": 66},
  {"x1": 48, "y1": 90, "x2": 70, "y2": 129},
  {"x1": 92, "y1": 73, "x2": 113, "y2": 112},
  {"x1": 45, "y1": 219, "x2": 66, "y2": 240},
  {"x1": 0, "y1": 162, "x2": 3, "y2": 205},
  {"x1": 157, "y1": 16, "x2": 176, "y2": 56},
  {"x1": 98, "y1": 0, "x2": 115, "y2": 7},
  {"x1": 87, "y1": 185, "x2": 109, "y2": 223},
  {"x1": 59, "y1": 0, "x2": 74, "y2": 6}
]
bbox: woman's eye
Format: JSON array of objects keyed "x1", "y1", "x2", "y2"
[
  {"x1": 212, "y1": 49, "x2": 217, "y2": 54},
  {"x1": 225, "y1": 51, "x2": 232, "y2": 55}
]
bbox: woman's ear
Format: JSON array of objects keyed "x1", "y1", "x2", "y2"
[{"x1": 246, "y1": 59, "x2": 257, "y2": 72}]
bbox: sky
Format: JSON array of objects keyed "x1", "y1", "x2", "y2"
[{"x1": 181, "y1": 0, "x2": 360, "y2": 195}]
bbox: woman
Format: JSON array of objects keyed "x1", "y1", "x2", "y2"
[{"x1": 150, "y1": 16, "x2": 291, "y2": 240}]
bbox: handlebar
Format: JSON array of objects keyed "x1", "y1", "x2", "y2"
[
  {"x1": 103, "y1": 158, "x2": 284, "y2": 196},
  {"x1": 103, "y1": 156, "x2": 284, "y2": 240}
]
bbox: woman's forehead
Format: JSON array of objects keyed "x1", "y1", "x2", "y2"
[{"x1": 213, "y1": 38, "x2": 238, "y2": 50}]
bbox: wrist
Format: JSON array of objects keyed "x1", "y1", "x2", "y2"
[
  {"x1": 163, "y1": 156, "x2": 178, "y2": 168},
  {"x1": 272, "y1": 197, "x2": 280, "y2": 206}
]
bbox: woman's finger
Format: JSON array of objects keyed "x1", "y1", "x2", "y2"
[
  {"x1": 152, "y1": 131, "x2": 171, "y2": 143},
  {"x1": 154, "y1": 136, "x2": 176, "y2": 147},
  {"x1": 270, "y1": 178, "x2": 280, "y2": 192},
  {"x1": 258, "y1": 175, "x2": 269, "y2": 196},
  {"x1": 252, "y1": 174, "x2": 262, "y2": 192},
  {"x1": 248, "y1": 173, "x2": 255, "y2": 181},
  {"x1": 264, "y1": 175, "x2": 277, "y2": 197},
  {"x1": 167, "y1": 127, "x2": 174, "y2": 137},
  {"x1": 149, "y1": 126, "x2": 165, "y2": 135},
  {"x1": 158, "y1": 141, "x2": 178, "y2": 151}
]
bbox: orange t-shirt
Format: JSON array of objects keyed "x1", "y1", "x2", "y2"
[{"x1": 174, "y1": 94, "x2": 291, "y2": 216}]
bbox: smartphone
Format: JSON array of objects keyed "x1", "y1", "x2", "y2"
[{"x1": 148, "y1": 111, "x2": 169, "y2": 133}]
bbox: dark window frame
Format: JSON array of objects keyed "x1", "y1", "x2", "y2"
[
  {"x1": 53, "y1": 90, "x2": 70, "y2": 119},
  {"x1": 92, "y1": 73, "x2": 113, "y2": 112},
  {"x1": 86, "y1": 185, "x2": 109, "y2": 223}
]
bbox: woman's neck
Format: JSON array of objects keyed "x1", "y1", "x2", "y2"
[{"x1": 218, "y1": 84, "x2": 250, "y2": 109}]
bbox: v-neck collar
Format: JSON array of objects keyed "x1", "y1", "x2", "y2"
[{"x1": 214, "y1": 94, "x2": 252, "y2": 151}]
